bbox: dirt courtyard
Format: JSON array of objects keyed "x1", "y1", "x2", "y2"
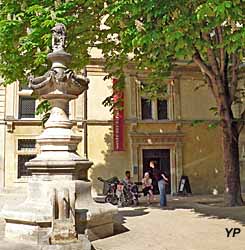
[
  {"x1": 93, "y1": 196, "x2": 245, "y2": 250},
  {"x1": 0, "y1": 193, "x2": 245, "y2": 250}
]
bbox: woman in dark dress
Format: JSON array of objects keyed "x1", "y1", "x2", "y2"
[{"x1": 148, "y1": 160, "x2": 168, "y2": 207}]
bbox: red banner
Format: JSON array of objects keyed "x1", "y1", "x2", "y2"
[{"x1": 113, "y1": 79, "x2": 124, "y2": 151}]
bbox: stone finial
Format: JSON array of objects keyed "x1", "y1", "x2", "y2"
[{"x1": 51, "y1": 23, "x2": 66, "y2": 52}]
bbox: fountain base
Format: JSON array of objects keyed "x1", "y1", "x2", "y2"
[
  {"x1": 0, "y1": 235, "x2": 91, "y2": 250},
  {"x1": 1, "y1": 179, "x2": 117, "y2": 244}
]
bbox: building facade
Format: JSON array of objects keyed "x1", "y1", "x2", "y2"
[{"x1": 0, "y1": 59, "x2": 244, "y2": 195}]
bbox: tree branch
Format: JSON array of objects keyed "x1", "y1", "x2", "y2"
[
  {"x1": 216, "y1": 26, "x2": 225, "y2": 77},
  {"x1": 215, "y1": 27, "x2": 231, "y2": 104},
  {"x1": 202, "y1": 32, "x2": 220, "y2": 77},
  {"x1": 192, "y1": 48, "x2": 215, "y2": 81},
  {"x1": 202, "y1": 31, "x2": 232, "y2": 110},
  {"x1": 230, "y1": 53, "x2": 240, "y2": 103},
  {"x1": 205, "y1": 75, "x2": 219, "y2": 101},
  {"x1": 192, "y1": 47, "x2": 219, "y2": 102}
]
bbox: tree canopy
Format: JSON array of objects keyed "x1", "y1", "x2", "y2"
[
  {"x1": 0, "y1": 1, "x2": 244, "y2": 89},
  {"x1": 99, "y1": 0, "x2": 244, "y2": 92},
  {"x1": 0, "y1": 0, "x2": 103, "y2": 86}
]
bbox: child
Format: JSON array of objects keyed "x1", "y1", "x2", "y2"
[{"x1": 142, "y1": 172, "x2": 154, "y2": 205}]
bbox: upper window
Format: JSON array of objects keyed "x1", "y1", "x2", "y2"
[
  {"x1": 141, "y1": 98, "x2": 152, "y2": 120},
  {"x1": 19, "y1": 96, "x2": 36, "y2": 119},
  {"x1": 157, "y1": 99, "x2": 168, "y2": 120},
  {"x1": 139, "y1": 81, "x2": 170, "y2": 121},
  {"x1": 19, "y1": 84, "x2": 31, "y2": 91},
  {"x1": 65, "y1": 102, "x2": 69, "y2": 116},
  {"x1": 140, "y1": 97, "x2": 169, "y2": 121}
]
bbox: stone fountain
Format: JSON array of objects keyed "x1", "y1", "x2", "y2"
[{"x1": 1, "y1": 23, "x2": 117, "y2": 249}]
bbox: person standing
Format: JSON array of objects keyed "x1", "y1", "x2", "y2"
[{"x1": 149, "y1": 160, "x2": 168, "y2": 207}]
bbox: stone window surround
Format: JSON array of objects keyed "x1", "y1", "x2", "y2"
[
  {"x1": 15, "y1": 135, "x2": 39, "y2": 181},
  {"x1": 17, "y1": 87, "x2": 39, "y2": 120},
  {"x1": 125, "y1": 74, "x2": 181, "y2": 123},
  {"x1": 137, "y1": 79, "x2": 174, "y2": 121},
  {"x1": 129, "y1": 132, "x2": 184, "y2": 194}
]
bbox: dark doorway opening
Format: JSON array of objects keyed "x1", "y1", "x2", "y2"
[{"x1": 143, "y1": 149, "x2": 171, "y2": 194}]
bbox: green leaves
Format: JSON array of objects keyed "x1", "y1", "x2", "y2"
[
  {"x1": 0, "y1": 0, "x2": 103, "y2": 86},
  {"x1": 35, "y1": 99, "x2": 51, "y2": 116},
  {"x1": 140, "y1": 81, "x2": 169, "y2": 100},
  {"x1": 209, "y1": 107, "x2": 218, "y2": 116},
  {"x1": 196, "y1": 2, "x2": 215, "y2": 21},
  {"x1": 35, "y1": 99, "x2": 51, "y2": 126}
]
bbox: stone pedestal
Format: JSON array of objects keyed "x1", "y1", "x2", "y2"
[{"x1": 1, "y1": 179, "x2": 117, "y2": 244}]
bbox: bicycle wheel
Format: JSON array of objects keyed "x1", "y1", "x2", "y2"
[{"x1": 105, "y1": 194, "x2": 118, "y2": 205}]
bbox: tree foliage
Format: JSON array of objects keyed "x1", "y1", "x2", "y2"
[
  {"x1": 2, "y1": 1, "x2": 243, "y2": 99},
  {"x1": 98, "y1": 0, "x2": 244, "y2": 92},
  {"x1": 0, "y1": 0, "x2": 103, "y2": 86}
]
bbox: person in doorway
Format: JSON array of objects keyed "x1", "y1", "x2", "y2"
[
  {"x1": 142, "y1": 172, "x2": 154, "y2": 205},
  {"x1": 149, "y1": 160, "x2": 168, "y2": 207}
]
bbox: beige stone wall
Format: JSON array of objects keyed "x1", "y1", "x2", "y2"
[
  {"x1": 86, "y1": 124, "x2": 130, "y2": 195},
  {"x1": 82, "y1": 120, "x2": 224, "y2": 195},
  {"x1": 181, "y1": 124, "x2": 224, "y2": 194},
  {"x1": 179, "y1": 78, "x2": 217, "y2": 120},
  {"x1": 239, "y1": 130, "x2": 245, "y2": 193},
  {"x1": 87, "y1": 69, "x2": 112, "y2": 121},
  {"x1": 124, "y1": 121, "x2": 224, "y2": 194}
]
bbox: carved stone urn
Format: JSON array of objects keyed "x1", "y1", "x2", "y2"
[{"x1": 1, "y1": 23, "x2": 117, "y2": 249}]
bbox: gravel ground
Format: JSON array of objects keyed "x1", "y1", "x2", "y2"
[
  {"x1": 0, "y1": 192, "x2": 245, "y2": 250},
  {"x1": 93, "y1": 197, "x2": 245, "y2": 250}
]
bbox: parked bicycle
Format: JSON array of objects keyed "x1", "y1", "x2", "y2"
[
  {"x1": 97, "y1": 176, "x2": 119, "y2": 205},
  {"x1": 98, "y1": 176, "x2": 140, "y2": 207},
  {"x1": 117, "y1": 181, "x2": 140, "y2": 207}
]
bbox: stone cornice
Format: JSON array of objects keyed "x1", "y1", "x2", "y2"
[{"x1": 129, "y1": 131, "x2": 184, "y2": 144}]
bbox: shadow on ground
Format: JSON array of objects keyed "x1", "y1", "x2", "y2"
[
  {"x1": 90, "y1": 206, "x2": 150, "y2": 248},
  {"x1": 152, "y1": 195, "x2": 245, "y2": 226},
  {"x1": 113, "y1": 207, "x2": 149, "y2": 236},
  {"x1": 95, "y1": 194, "x2": 245, "y2": 243},
  {"x1": 192, "y1": 204, "x2": 245, "y2": 226}
]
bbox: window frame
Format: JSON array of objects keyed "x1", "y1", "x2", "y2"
[
  {"x1": 141, "y1": 97, "x2": 153, "y2": 120},
  {"x1": 17, "y1": 87, "x2": 39, "y2": 120},
  {"x1": 16, "y1": 138, "x2": 38, "y2": 179},
  {"x1": 18, "y1": 95, "x2": 36, "y2": 119},
  {"x1": 157, "y1": 99, "x2": 169, "y2": 120},
  {"x1": 138, "y1": 81, "x2": 173, "y2": 121}
]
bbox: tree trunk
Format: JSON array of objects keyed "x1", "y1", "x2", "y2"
[{"x1": 221, "y1": 120, "x2": 243, "y2": 206}]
